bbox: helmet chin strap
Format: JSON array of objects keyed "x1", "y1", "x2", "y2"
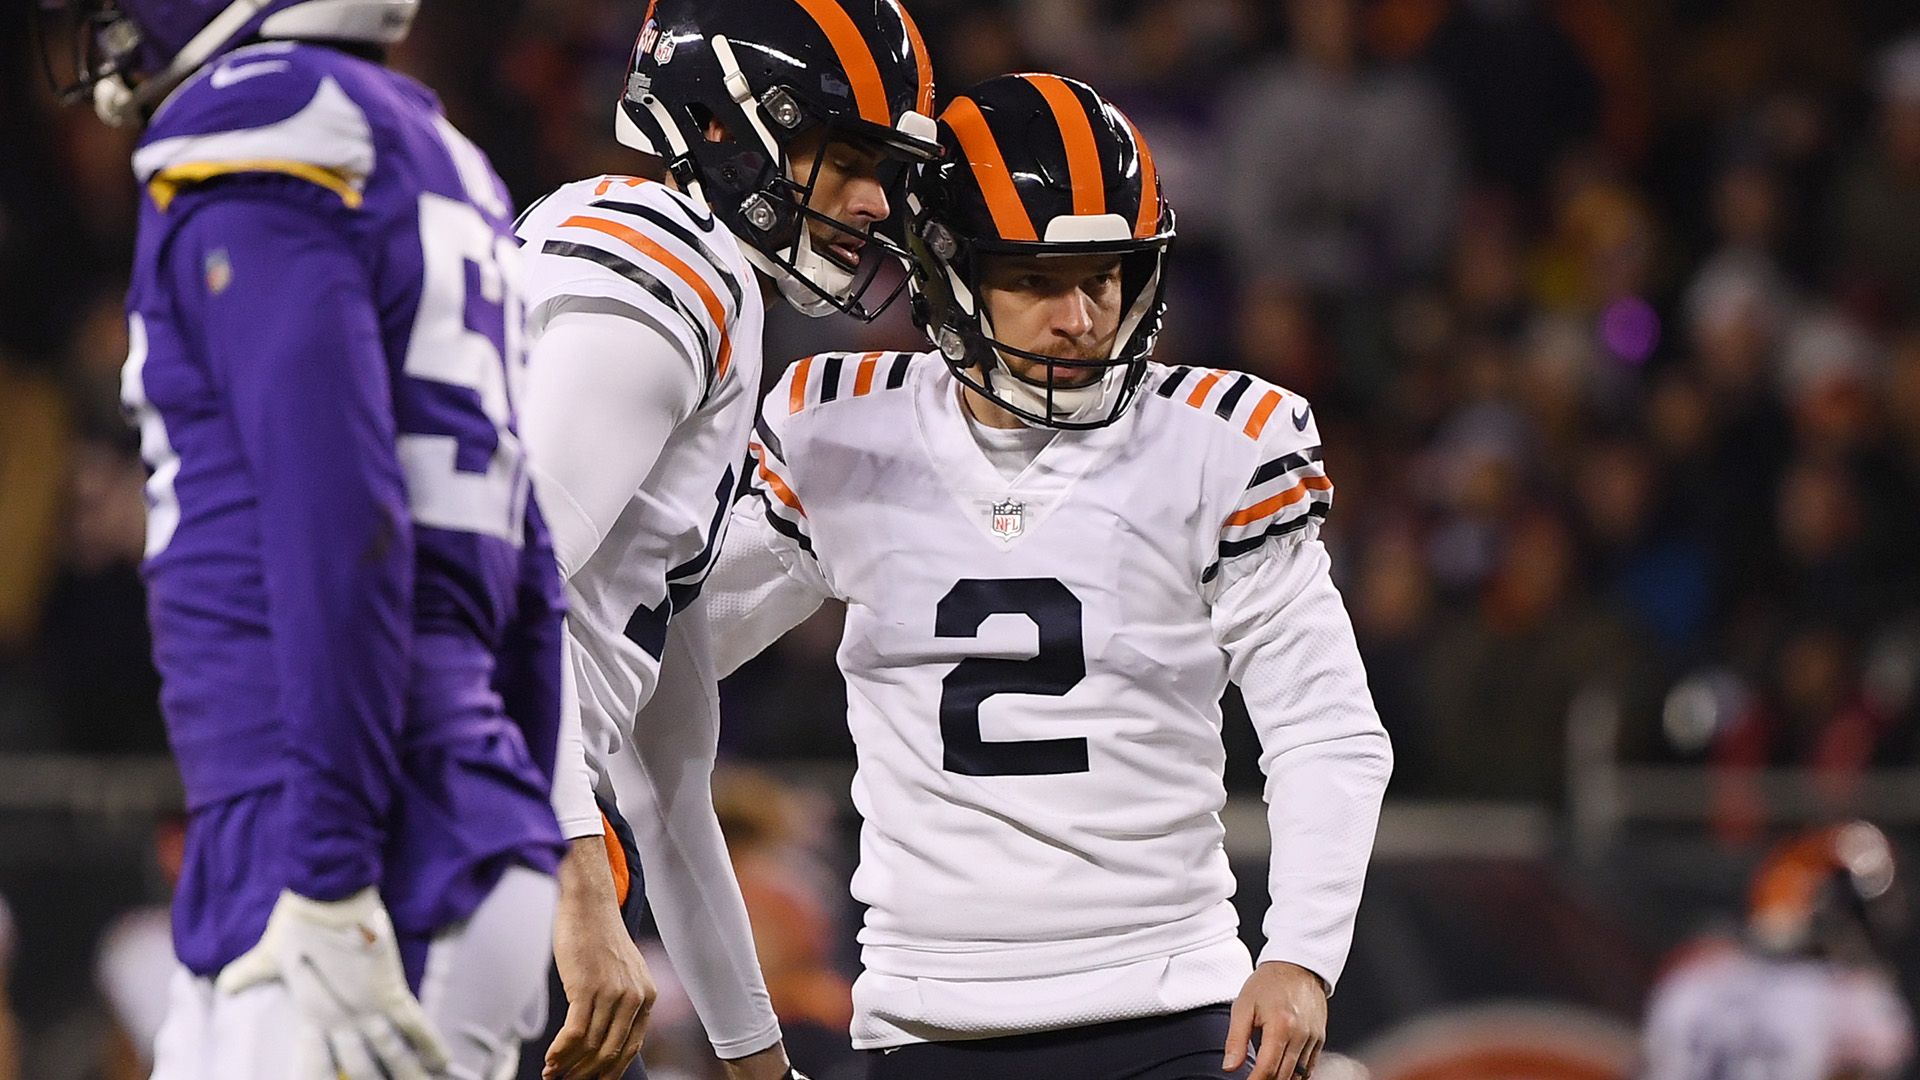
[{"x1": 734, "y1": 233, "x2": 851, "y2": 319}]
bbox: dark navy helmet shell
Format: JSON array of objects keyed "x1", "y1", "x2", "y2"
[
  {"x1": 614, "y1": 0, "x2": 940, "y2": 320},
  {"x1": 907, "y1": 73, "x2": 1173, "y2": 429}
]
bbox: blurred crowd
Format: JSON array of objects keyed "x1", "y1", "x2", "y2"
[
  {"x1": 11, "y1": 0, "x2": 1920, "y2": 1074},
  {"x1": 10, "y1": 0, "x2": 1920, "y2": 826}
]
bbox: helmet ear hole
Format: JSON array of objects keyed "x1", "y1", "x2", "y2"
[{"x1": 684, "y1": 104, "x2": 726, "y2": 142}]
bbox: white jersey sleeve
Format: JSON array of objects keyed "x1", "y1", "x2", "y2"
[
  {"x1": 520, "y1": 308, "x2": 700, "y2": 578},
  {"x1": 1202, "y1": 387, "x2": 1390, "y2": 992},
  {"x1": 611, "y1": 605, "x2": 782, "y2": 1059}
]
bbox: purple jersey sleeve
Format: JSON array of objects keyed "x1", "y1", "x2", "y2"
[{"x1": 168, "y1": 187, "x2": 410, "y2": 900}]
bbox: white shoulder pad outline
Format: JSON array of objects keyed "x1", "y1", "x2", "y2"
[{"x1": 134, "y1": 75, "x2": 374, "y2": 210}]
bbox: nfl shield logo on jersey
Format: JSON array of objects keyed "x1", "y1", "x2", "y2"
[{"x1": 990, "y1": 499, "x2": 1025, "y2": 540}]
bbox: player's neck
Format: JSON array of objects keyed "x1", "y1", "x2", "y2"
[{"x1": 957, "y1": 381, "x2": 1029, "y2": 430}]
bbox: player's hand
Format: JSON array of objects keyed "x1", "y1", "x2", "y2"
[
  {"x1": 215, "y1": 887, "x2": 451, "y2": 1080},
  {"x1": 546, "y1": 836, "x2": 656, "y2": 1080},
  {"x1": 1224, "y1": 961, "x2": 1327, "y2": 1080},
  {"x1": 720, "y1": 1043, "x2": 803, "y2": 1080}
]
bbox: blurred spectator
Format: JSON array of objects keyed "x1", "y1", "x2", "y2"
[
  {"x1": 1426, "y1": 506, "x2": 1641, "y2": 802},
  {"x1": 1219, "y1": 0, "x2": 1461, "y2": 295},
  {"x1": 0, "y1": 352, "x2": 70, "y2": 660},
  {"x1": 1831, "y1": 34, "x2": 1920, "y2": 325},
  {"x1": 1708, "y1": 626, "x2": 1907, "y2": 843},
  {"x1": 1371, "y1": 0, "x2": 1649, "y2": 198},
  {"x1": 36, "y1": 434, "x2": 165, "y2": 755},
  {"x1": 1572, "y1": 436, "x2": 1710, "y2": 654},
  {"x1": 0, "y1": 892, "x2": 19, "y2": 1080},
  {"x1": 1350, "y1": 518, "x2": 1438, "y2": 793}
]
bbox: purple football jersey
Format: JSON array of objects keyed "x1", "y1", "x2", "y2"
[{"x1": 123, "y1": 41, "x2": 563, "y2": 982}]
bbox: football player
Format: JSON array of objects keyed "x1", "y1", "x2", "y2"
[
  {"x1": 37, "y1": 1, "x2": 568, "y2": 1078},
  {"x1": 1641, "y1": 821, "x2": 1912, "y2": 1080},
  {"x1": 701, "y1": 74, "x2": 1392, "y2": 1080},
  {"x1": 511, "y1": 2, "x2": 937, "y2": 1078}
]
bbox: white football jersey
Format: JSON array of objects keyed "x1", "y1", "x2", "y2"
[
  {"x1": 514, "y1": 175, "x2": 781, "y2": 1057},
  {"x1": 1642, "y1": 942, "x2": 1912, "y2": 1080},
  {"x1": 516, "y1": 175, "x2": 762, "y2": 766},
  {"x1": 705, "y1": 352, "x2": 1391, "y2": 1046}
]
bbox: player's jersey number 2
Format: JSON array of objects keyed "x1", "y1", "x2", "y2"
[{"x1": 936, "y1": 578, "x2": 1089, "y2": 776}]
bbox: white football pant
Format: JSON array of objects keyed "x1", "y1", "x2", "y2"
[{"x1": 149, "y1": 865, "x2": 557, "y2": 1080}]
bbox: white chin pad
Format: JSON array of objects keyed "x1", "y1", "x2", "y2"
[
  {"x1": 991, "y1": 361, "x2": 1125, "y2": 424},
  {"x1": 778, "y1": 228, "x2": 856, "y2": 318}
]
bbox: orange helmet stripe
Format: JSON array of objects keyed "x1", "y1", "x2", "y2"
[
  {"x1": 1023, "y1": 74, "x2": 1105, "y2": 218},
  {"x1": 941, "y1": 96, "x2": 1038, "y2": 241},
  {"x1": 1122, "y1": 115, "x2": 1160, "y2": 238},
  {"x1": 791, "y1": 0, "x2": 891, "y2": 126},
  {"x1": 895, "y1": 2, "x2": 935, "y2": 117}
]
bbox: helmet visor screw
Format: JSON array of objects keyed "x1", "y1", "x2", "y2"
[
  {"x1": 743, "y1": 194, "x2": 778, "y2": 231},
  {"x1": 924, "y1": 223, "x2": 957, "y2": 261},
  {"x1": 762, "y1": 88, "x2": 803, "y2": 129}
]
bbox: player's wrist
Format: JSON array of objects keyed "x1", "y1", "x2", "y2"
[{"x1": 279, "y1": 885, "x2": 388, "y2": 928}]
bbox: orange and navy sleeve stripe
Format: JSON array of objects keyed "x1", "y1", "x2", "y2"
[
  {"x1": 1213, "y1": 444, "x2": 1332, "y2": 572},
  {"x1": 535, "y1": 188, "x2": 742, "y2": 395}
]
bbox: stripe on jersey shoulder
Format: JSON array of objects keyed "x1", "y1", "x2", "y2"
[
  {"x1": 540, "y1": 238, "x2": 720, "y2": 389},
  {"x1": 1202, "y1": 501, "x2": 1331, "y2": 580},
  {"x1": 787, "y1": 351, "x2": 911, "y2": 414},
  {"x1": 1218, "y1": 503, "x2": 1330, "y2": 562},
  {"x1": 1153, "y1": 366, "x2": 1294, "y2": 440},
  {"x1": 592, "y1": 175, "x2": 650, "y2": 197},
  {"x1": 1227, "y1": 472, "x2": 1332, "y2": 528},
  {"x1": 754, "y1": 412, "x2": 787, "y2": 465},
  {"x1": 758, "y1": 490, "x2": 816, "y2": 556},
  {"x1": 589, "y1": 197, "x2": 741, "y2": 308},
  {"x1": 555, "y1": 213, "x2": 735, "y2": 381}
]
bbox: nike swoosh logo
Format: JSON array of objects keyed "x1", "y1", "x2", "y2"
[
  {"x1": 1292, "y1": 404, "x2": 1312, "y2": 431},
  {"x1": 209, "y1": 60, "x2": 290, "y2": 89}
]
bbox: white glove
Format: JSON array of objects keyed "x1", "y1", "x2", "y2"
[{"x1": 216, "y1": 887, "x2": 452, "y2": 1080}]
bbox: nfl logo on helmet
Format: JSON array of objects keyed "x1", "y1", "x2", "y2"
[{"x1": 990, "y1": 499, "x2": 1024, "y2": 540}]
